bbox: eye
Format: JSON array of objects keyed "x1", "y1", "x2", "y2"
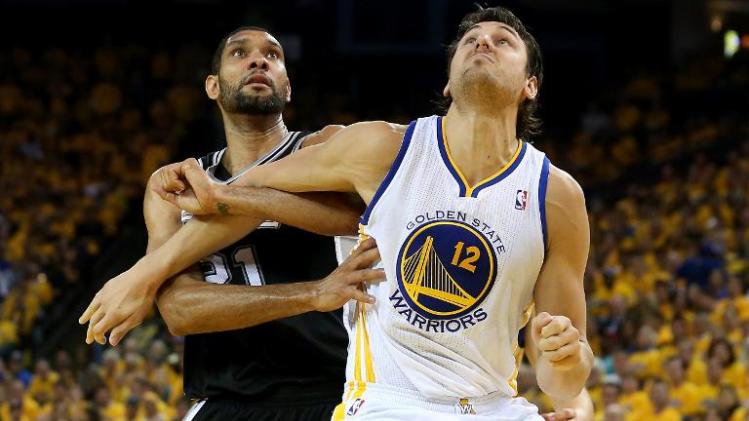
[
  {"x1": 231, "y1": 48, "x2": 245, "y2": 57},
  {"x1": 266, "y1": 50, "x2": 280, "y2": 60},
  {"x1": 464, "y1": 36, "x2": 477, "y2": 45},
  {"x1": 498, "y1": 39, "x2": 509, "y2": 46}
]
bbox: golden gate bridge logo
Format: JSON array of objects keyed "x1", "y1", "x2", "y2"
[{"x1": 396, "y1": 220, "x2": 496, "y2": 319}]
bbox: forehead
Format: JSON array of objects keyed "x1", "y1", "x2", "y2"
[
  {"x1": 463, "y1": 21, "x2": 520, "y2": 38},
  {"x1": 226, "y1": 30, "x2": 283, "y2": 50}
]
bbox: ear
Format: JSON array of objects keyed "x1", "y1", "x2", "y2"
[
  {"x1": 205, "y1": 75, "x2": 220, "y2": 101},
  {"x1": 523, "y1": 76, "x2": 538, "y2": 101},
  {"x1": 285, "y1": 79, "x2": 292, "y2": 103},
  {"x1": 442, "y1": 81, "x2": 451, "y2": 98}
]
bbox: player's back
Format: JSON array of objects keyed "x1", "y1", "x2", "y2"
[{"x1": 182, "y1": 132, "x2": 348, "y2": 403}]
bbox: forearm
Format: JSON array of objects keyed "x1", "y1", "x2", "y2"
[
  {"x1": 535, "y1": 341, "x2": 594, "y2": 401},
  {"x1": 216, "y1": 185, "x2": 361, "y2": 235},
  {"x1": 156, "y1": 273, "x2": 319, "y2": 336},
  {"x1": 137, "y1": 214, "x2": 262, "y2": 292}
]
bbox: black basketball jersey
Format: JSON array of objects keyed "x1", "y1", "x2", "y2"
[{"x1": 182, "y1": 131, "x2": 347, "y2": 403}]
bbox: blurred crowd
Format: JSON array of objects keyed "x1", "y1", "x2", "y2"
[
  {"x1": 0, "y1": 41, "x2": 748, "y2": 421},
  {"x1": 0, "y1": 46, "x2": 206, "y2": 420},
  {"x1": 519, "y1": 58, "x2": 749, "y2": 420}
]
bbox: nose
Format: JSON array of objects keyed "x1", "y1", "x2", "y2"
[
  {"x1": 475, "y1": 34, "x2": 492, "y2": 52},
  {"x1": 247, "y1": 50, "x2": 269, "y2": 71}
]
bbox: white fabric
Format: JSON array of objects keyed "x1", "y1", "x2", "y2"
[
  {"x1": 336, "y1": 383, "x2": 543, "y2": 420},
  {"x1": 182, "y1": 399, "x2": 207, "y2": 421},
  {"x1": 344, "y1": 115, "x2": 549, "y2": 402}
]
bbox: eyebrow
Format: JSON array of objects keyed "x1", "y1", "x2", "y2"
[
  {"x1": 225, "y1": 38, "x2": 283, "y2": 50},
  {"x1": 466, "y1": 23, "x2": 520, "y2": 40}
]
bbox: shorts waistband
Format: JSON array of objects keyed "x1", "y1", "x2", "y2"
[{"x1": 344, "y1": 381, "x2": 526, "y2": 414}]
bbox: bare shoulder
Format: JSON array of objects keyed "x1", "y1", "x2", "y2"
[
  {"x1": 547, "y1": 165, "x2": 586, "y2": 209},
  {"x1": 346, "y1": 121, "x2": 407, "y2": 143},
  {"x1": 345, "y1": 121, "x2": 407, "y2": 166},
  {"x1": 300, "y1": 124, "x2": 346, "y2": 147},
  {"x1": 545, "y1": 165, "x2": 588, "y2": 250},
  {"x1": 301, "y1": 121, "x2": 406, "y2": 148}
]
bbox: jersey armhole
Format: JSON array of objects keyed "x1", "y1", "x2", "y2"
[
  {"x1": 538, "y1": 157, "x2": 551, "y2": 254},
  {"x1": 359, "y1": 120, "x2": 417, "y2": 225}
]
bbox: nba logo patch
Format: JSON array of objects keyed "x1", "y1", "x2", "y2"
[
  {"x1": 515, "y1": 190, "x2": 528, "y2": 210},
  {"x1": 346, "y1": 398, "x2": 365, "y2": 416}
]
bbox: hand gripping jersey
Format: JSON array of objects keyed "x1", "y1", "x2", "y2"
[{"x1": 342, "y1": 115, "x2": 551, "y2": 402}]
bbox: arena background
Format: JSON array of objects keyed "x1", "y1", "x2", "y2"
[{"x1": 1, "y1": 0, "x2": 749, "y2": 419}]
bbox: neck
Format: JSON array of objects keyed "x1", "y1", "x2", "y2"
[
  {"x1": 220, "y1": 111, "x2": 288, "y2": 175},
  {"x1": 444, "y1": 103, "x2": 520, "y2": 186}
]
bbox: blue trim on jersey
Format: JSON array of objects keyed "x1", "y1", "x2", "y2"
[
  {"x1": 468, "y1": 142, "x2": 528, "y2": 198},
  {"x1": 435, "y1": 116, "x2": 468, "y2": 197},
  {"x1": 360, "y1": 121, "x2": 417, "y2": 225},
  {"x1": 539, "y1": 156, "x2": 551, "y2": 251}
]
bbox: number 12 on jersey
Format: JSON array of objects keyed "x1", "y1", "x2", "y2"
[
  {"x1": 451, "y1": 241, "x2": 480, "y2": 273},
  {"x1": 202, "y1": 245, "x2": 265, "y2": 286}
]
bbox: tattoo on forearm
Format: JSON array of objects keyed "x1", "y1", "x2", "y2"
[{"x1": 217, "y1": 202, "x2": 230, "y2": 216}]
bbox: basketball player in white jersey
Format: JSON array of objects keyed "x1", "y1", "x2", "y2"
[{"x1": 82, "y1": 6, "x2": 592, "y2": 419}]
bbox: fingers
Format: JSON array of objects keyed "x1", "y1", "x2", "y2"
[
  {"x1": 355, "y1": 269, "x2": 387, "y2": 284},
  {"x1": 92, "y1": 311, "x2": 126, "y2": 346},
  {"x1": 85, "y1": 310, "x2": 105, "y2": 345},
  {"x1": 544, "y1": 341, "x2": 582, "y2": 363},
  {"x1": 162, "y1": 163, "x2": 187, "y2": 193},
  {"x1": 350, "y1": 288, "x2": 377, "y2": 305},
  {"x1": 161, "y1": 191, "x2": 180, "y2": 206},
  {"x1": 538, "y1": 327, "x2": 579, "y2": 352},
  {"x1": 79, "y1": 297, "x2": 99, "y2": 324},
  {"x1": 349, "y1": 238, "x2": 377, "y2": 257},
  {"x1": 182, "y1": 159, "x2": 206, "y2": 184},
  {"x1": 109, "y1": 313, "x2": 141, "y2": 347},
  {"x1": 532, "y1": 311, "x2": 553, "y2": 337},
  {"x1": 540, "y1": 316, "x2": 571, "y2": 339},
  {"x1": 180, "y1": 157, "x2": 201, "y2": 172},
  {"x1": 347, "y1": 246, "x2": 381, "y2": 270}
]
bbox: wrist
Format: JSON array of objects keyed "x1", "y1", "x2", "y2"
[
  {"x1": 136, "y1": 252, "x2": 173, "y2": 291},
  {"x1": 303, "y1": 280, "x2": 323, "y2": 312}
]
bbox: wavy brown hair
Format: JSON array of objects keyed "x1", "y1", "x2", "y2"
[{"x1": 442, "y1": 6, "x2": 544, "y2": 140}]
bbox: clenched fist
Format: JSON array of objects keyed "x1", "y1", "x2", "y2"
[{"x1": 531, "y1": 312, "x2": 582, "y2": 370}]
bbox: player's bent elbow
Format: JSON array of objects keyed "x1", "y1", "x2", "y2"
[{"x1": 155, "y1": 291, "x2": 190, "y2": 336}]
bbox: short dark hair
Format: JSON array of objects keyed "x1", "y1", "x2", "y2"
[
  {"x1": 211, "y1": 26, "x2": 271, "y2": 75},
  {"x1": 443, "y1": 6, "x2": 544, "y2": 140}
]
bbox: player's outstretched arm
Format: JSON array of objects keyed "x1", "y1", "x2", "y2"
[
  {"x1": 161, "y1": 121, "x2": 405, "y2": 215},
  {"x1": 79, "y1": 122, "x2": 402, "y2": 345},
  {"x1": 531, "y1": 166, "x2": 594, "y2": 402},
  {"x1": 79, "y1": 170, "x2": 263, "y2": 345},
  {"x1": 151, "y1": 125, "x2": 365, "y2": 236},
  {"x1": 525, "y1": 322, "x2": 594, "y2": 421},
  {"x1": 156, "y1": 237, "x2": 383, "y2": 336},
  {"x1": 148, "y1": 121, "x2": 398, "y2": 283}
]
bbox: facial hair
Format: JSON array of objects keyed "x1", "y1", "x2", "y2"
[
  {"x1": 451, "y1": 56, "x2": 525, "y2": 112},
  {"x1": 218, "y1": 74, "x2": 287, "y2": 115}
]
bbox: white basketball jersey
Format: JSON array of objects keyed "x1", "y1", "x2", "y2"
[{"x1": 342, "y1": 115, "x2": 551, "y2": 403}]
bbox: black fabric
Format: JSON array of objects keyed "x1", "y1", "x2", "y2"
[
  {"x1": 191, "y1": 398, "x2": 337, "y2": 421},
  {"x1": 182, "y1": 132, "x2": 347, "y2": 403}
]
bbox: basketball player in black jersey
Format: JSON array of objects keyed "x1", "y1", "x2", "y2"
[{"x1": 87, "y1": 27, "x2": 382, "y2": 421}]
